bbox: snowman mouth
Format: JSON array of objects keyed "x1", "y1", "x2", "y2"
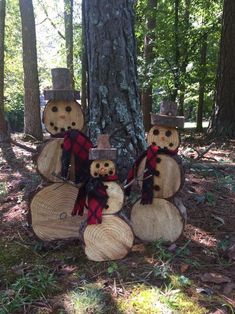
[{"x1": 49, "y1": 121, "x2": 76, "y2": 133}]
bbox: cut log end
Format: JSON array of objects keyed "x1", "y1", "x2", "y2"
[
  {"x1": 30, "y1": 183, "x2": 86, "y2": 241},
  {"x1": 131, "y1": 198, "x2": 184, "y2": 243},
  {"x1": 83, "y1": 215, "x2": 134, "y2": 261}
]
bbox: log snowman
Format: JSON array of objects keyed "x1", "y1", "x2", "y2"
[
  {"x1": 81, "y1": 134, "x2": 134, "y2": 262},
  {"x1": 30, "y1": 68, "x2": 93, "y2": 241},
  {"x1": 128, "y1": 101, "x2": 186, "y2": 243}
]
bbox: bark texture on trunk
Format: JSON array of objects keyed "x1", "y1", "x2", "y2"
[
  {"x1": 141, "y1": 0, "x2": 157, "y2": 132},
  {"x1": 19, "y1": 0, "x2": 43, "y2": 140},
  {"x1": 211, "y1": 0, "x2": 235, "y2": 137},
  {"x1": 64, "y1": 0, "x2": 74, "y2": 85},
  {"x1": 0, "y1": 0, "x2": 9, "y2": 142},
  {"x1": 83, "y1": 0, "x2": 146, "y2": 180}
]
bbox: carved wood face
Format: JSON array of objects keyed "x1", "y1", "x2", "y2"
[
  {"x1": 43, "y1": 100, "x2": 84, "y2": 135},
  {"x1": 147, "y1": 125, "x2": 180, "y2": 150},
  {"x1": 90, "y1": 160, "x2": 116, "y2": 178}
]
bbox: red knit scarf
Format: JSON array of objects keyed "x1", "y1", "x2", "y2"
[
  {"x1": 126, "y1": 145, "x2": 177, "y2": 204},
  {"x1": 72, "y1": 175, "x2": 118, "y2": 225}
]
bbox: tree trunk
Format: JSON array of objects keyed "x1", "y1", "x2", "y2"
[
  {"x1": 83, "y1": 0, "x2": 146, "y2": 180},
  {"x1": 0, "y1": 0, "x2": 9, "y2": 142},
  {"x1": 196, "y1": 33, "x2": 208, "y2": 132},
  {"x1": 210, "y1": 0, "x2": 235, "y2": 138},
  {"x1": 64, "y1": 0, "x2": 74, "y2": 85},
  {"x1": 19, "y1": 0, "x2": 43, "y2": 141},
  {"x1": 141, "y1": 0, "x2": 158, "y2": 132}
]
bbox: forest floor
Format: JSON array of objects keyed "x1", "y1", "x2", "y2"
[{"x1": 0, "y1": 132, "x2": 235, "y2": 314}]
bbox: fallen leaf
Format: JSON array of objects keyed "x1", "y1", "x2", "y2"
[
  {"x1": 200, "y1": 273, "x2": 231, "y2": 284},
  {"x1": 180, "y1": 263, "x2": 189, "y2": 273},
  {"x1": 223, "y1": 282, "x2": 235, "y2": 295},
  {"x1": 196, "y1": 287, "x2": 214, "y2": 296}
]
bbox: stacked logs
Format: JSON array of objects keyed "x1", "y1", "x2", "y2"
[
  {"x1": 30, "y1": 68, "x2": 88, "y2": 241},
  {"x1": 129, "y1": 101, "x2": 186, "y2": 243}
]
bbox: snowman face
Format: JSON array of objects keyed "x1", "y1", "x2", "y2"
[
  {"x1": 147, "y1": 125, "x2": 180, "y2": 150},
  {"x1": 90, "y1": 160, "x2": 116, "y2": 178},
  {"x1": 43, "y1": 100, "x2": 84, "y2": 135}
]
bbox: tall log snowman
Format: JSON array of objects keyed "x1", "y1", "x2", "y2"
[
  {"x1": 128, "y1": 101, "x2": 186, "y2": 243},
  {"x1": 81, "y1": 135, "x2": 134, "y2": 262},
  {"x1": 30, "y1": 68, "x2": 93, "y2": 241}
]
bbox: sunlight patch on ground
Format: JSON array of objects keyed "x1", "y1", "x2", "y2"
[{"x1": 184, "y1": 224, "x2": 218, "y2": 247}]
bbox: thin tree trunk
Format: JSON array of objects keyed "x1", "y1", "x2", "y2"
[
  {"x1": 81, "y1": 3, "x2": 87, "y2": 116},
  {"x1": 141, "y1": 0, "x2": 158, "y2": 132},
  {"x1": 196, "y1": 33, "x2": 208, "y2": 132},
  {"x1": 64, "y1": 0, "x2": 74, "y2": 85},
  {"x1": 0, "y1": 0, "x2": 9, "y2": 142},
  {"x1": 83, "y1": 0, "x2": 146, "y2": 180},
  {"x1": 19, "y1": 0, "x2": 43, "y2": 140},
  {"x1": 210, "y1": 0, "x2": 235, "y2": 137}
]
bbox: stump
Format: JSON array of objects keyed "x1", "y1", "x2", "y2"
[
  {"x1": 137, "y1": 154, "x2": 183, "y2": 198},
  {"x1": 131, "y1": 198, "x2": 184, "y2": 243},
  {"x1": 43, "y1": 100, "x2": 84, "y2": 135},
  {"x1": 37, "y1": 139, "x2": 75, "y2": 182},
  {"x1": 30, "y1": 183, "x2": 86, "y2": 241},
  {"x1": 83, "y1": 215, "x2": 134, "y2": 261}
]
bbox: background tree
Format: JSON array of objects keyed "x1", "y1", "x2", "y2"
[
  {"x1": 19, "y1": 0, "x2": 42, "y2": 140},
  {"x1": 0, "y1": 0, "x2": 9, "y2": 142},
  {"x1": 210, "y1": 0, "x2": 235, "y2": 137},
  {"x1": 64, "y1": 0, "x2": 74, "y2": 84},
  {"x1": 83, "y1": 0, "x2": 146, "y2": 180}
]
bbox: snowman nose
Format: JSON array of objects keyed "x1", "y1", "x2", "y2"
[
  {"x1": 161, "y1": 136, "x2": 165, "y2": 141},
  {"x1": 100, "y1": 167, "x2": 106, "y2": 174},
  {"x1": 59, "y1": 114, "x2": 66, "y2": 119}
]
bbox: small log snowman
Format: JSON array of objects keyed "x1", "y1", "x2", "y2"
[
  {"x1": 30, "y1": 68, "x2": 93, "y2": 241},
  {"x1": 81, "y1": 134, "x2": 134, "y2": 262},
  {"x1": 129, "y1": 101, "x2": 186, "y2": 243}
]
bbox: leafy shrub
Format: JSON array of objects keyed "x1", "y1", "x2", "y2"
[{"x1": 5, "y1": 94, "x2": 24, "y2": 132}]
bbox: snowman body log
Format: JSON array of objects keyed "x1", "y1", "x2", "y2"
[
  {"x1": 130, "y1": 101, "x2": 186, "y2": 243},
  {"x1": 81, "y1": 135, "x2": 134, "y2": 261},
  {"x1": 30, "y1": 183, "x2": 87, "y2": 241}
]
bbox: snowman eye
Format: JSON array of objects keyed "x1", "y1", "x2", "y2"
[
  {"x1": 52, "y1": 106, "x2": 58, "y2": 112},
  {"x1": 50, "y1": 122, "x2": 54, "y2": 126},
  {"x1": 165, "y1": 130, "x2": 172, "y2": 137},
  {"x1": 104, "y1": 162, "x2": 109, "y2": 167},
  {"x1": 96, "y1": 163, "x2": 100, "y2": 168},
  {"x1": 65, "y1": 106, "x2": 72, "y2": 112},
  {"x1": 153, "y1": 129, "x2": 159, "y2": 135}
]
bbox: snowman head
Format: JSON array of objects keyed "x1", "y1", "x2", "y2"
[
  {"x1": 147, "y1": 125, "x2": 180, "y2": 150},
  {"x1": 43, "y1": 100, "x2": 84, "y2": 135},
  {"x1": 90, "y1": 160, "x2": 116, "y2": 178}
]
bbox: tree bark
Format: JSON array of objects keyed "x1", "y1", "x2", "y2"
[
  {"x1": 19, "y1": 0, "x2": 43, "y2": 140},
  {"x1": 196, "y1": 33, "x2": 207, "y2": 132},
  {"x1": 0, "y1": 0, "x2": 9, "y2": 142},
  {"x1": 83, "y1": 0, "x2": 146, "y2": 180},
  {"x1": 210, "y1": 0, "x2": 235, "y2": 138},
  {"x1": 64, "y1": 0, "x2": 74, "y2": 86},
  {"x1": 141, "y1": 0, "x2": 158, "y2": 132}
]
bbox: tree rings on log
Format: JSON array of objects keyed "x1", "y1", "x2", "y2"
[
  {"x1": 137, "y1": 154, "x2": 183, "y2": 199},
  {"x1": 37, "y1": 139, "x2": 75, "y2": 182},
  {"x1": 131, "y1": 198, "x2": 184, "y2": 243},
  {"x1": 147, "y1": 126, "x2": 180, "y2": 150},
  {"x1": 43, "y1": 100, "x2": 84, "y2": 135},
  {"x1": 83, "y1": 215, "x2": 134, "y2": 261},
  {"x1": 102, "y1": 182, "x2": 124, "y2": 215},
  {"x1": 30, "y1": 183, "x2": 86, "y2": 241}
]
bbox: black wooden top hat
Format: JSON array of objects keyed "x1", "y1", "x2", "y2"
[
  {"x1": 151, "y1": 101, "x2": 185, "y2": 128},
  {"x1": 89, "y1": 135, "x2": 117, "y2": 160},
  {"x1": 44, "y1": 68, "x2": 80, "y2": 101}
]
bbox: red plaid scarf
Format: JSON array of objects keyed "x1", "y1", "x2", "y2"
[
  {"x1": 72, "y1": 175, "x2": 118, "y2": 225},
  {"x1": 61, "y1": 130, "x2": 93, "y2": 183},
  {"x1": 126, "y1": 145, "x2": 177, "y2": 204}
]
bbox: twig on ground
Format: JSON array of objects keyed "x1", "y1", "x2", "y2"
[
  {"x1": 192, "y1": 142, "x2": 215, "y2": 161},
  {"x1": 11, "y1": 139, "x2": 37, "y2": 153}
]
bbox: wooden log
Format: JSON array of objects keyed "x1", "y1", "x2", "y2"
[
  {"x1": 101, "y1": 182, "x2": 124, "y2": 215},
  {"x1": 130, "y1": 198, "x2": 184, "y2": 243},
  {"x1": 159, "y1": 101, "x2": 178, "y2": 116},
  {"x1": 137, "y1": 154, "x2": 183, "y2": 199},
  {"x1": 37, "y1": 139, "x2": 75, "y2": 182},
  {"x1": 147, "y1": 125, "x2": 180, "y2": 150},
  {"x1": 83, "y1": 215, "x2": 134, "y2": 261},
  {"x1": 150, "y1": 114, "x2": 184, "y2": 128},
  {"x1": 51, "y1": 68, "x2": 72, "y2": 89},
  {"x1": 43, "y1": 100, "x2": 84, "y2": 135},
  {"x1": 30, "y1": 183, "x2": 86, "y2": 241},
  {"x1": 89, "y1": 134, "x2": 117, "y2": 160},
  {"x1": 44, "y1": 90, "x2": 80, "y2": 101}
]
